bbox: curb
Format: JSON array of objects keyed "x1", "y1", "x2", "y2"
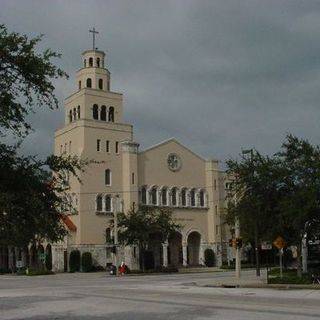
[{"x1": 200, "y1": 283, "x2": 320, "y2": 290}]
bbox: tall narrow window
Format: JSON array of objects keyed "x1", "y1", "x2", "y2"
[
  {"x1": 60, "y1": 145, "x2": 63, "y2": 154},
  {"x1": 84, "y1": 59, "x2": 86, "y2": 67},
  {"x1": 69, "y1": 141, "x2": 72, "y2": 153},
  {"x1": 150, "y1": 186, "x2": 158, "y2": 205},
  {"x1": 106, "y1": 140, "x2": 110, "y2": 152},
  {"x1": 105, "y1": 195, "x2": 112, "y2": 212},
  {"x1": 98, "y1": 79, "x2": 103, "y2": 90},
  {"x1": 96, "y1": 195, "x2": 102, "y2": 212},
  {"x1": 199, "y1": 190, "x2": 205, "y2": 207},
  {"x1": 181, "y1": 188, "x2": 187, "y2": 206},
  {"x1": 214, "y1": 179, "x2": 217, "y2": 190},
  {"x1": 86, "y1": 78, "x2": 92, "y2": 88},
  {"x1": 161, "y1": 188, "x2": 168, "y2": 206},
  {"x1": 190, "y1": 189, "x2": 196, "y2": 207},
  {"x1": 78, "y1": 81, "x2": 81, "y2": 90},
  {"x1": 96, "y1": 57, "x2": 100, "y2": 67},
  {"x1": 69, "y1": 110, "x2": 72, "y2": 123},
  {"x1": 93, "y1": 104, "x2": 98, "y2": 120},
  {"x1": 141, "y1": 186, "x2": 147, "y2": 204},
  {"x1": 73, "y1": 108, "x2": 76, "y2": 121},
  {"x1": 108, "y1": 107, "x2": 114, "y2": 122},
  {"x1": 131, "y1": 172, "x2": 135, "y2": 185},
  {"x1": 97, "y1": 139, "x2": 101, "y2": 151},
  {"x1": 77, "y1": 105, "x2": 80, "y2": 119},
  {"x1": 105, "y1": 169, "x2": 111, "y2": 186},
  {"x1": 100, "y1": 105, "x2": 106, "y2": 121},
  {"x1": 89, "y1": 57, "x2": 93, "y2": 67},
  {"x1": 115, "y1": 141, "x2": 119, "y2": 154},
  {"x1": 171, "y1": 188, "x2": 178, "y2": 206}
]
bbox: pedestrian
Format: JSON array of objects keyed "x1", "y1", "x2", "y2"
[{"x1": 119, "y1": 261, "x2": 126, "y2": 276}]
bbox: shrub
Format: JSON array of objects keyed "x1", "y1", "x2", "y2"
[
  {"x1": 204, "y1": 249, "x2": 215, "y2": 267},
  {"x1": 69, "y1": 250, "x2": 81, "y2": 272},
  {"x1": 81, "y1": 252, "x2": 93, "y2": 272},
  {"x1": 26, "y1": 268, "x2": 54, "y2": 276}
]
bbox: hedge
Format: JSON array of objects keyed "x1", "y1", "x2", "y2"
[
  {"x1": 69, "y1": 250, "x2": 81, "y2": 272},
  {"x1": 204, "y1": 249, "x2": 215, "y2": 267},
  {"x1": 81, "y1": 252, "x2": 93, "y2": 272}
]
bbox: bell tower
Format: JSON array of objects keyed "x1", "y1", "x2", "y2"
[{"x1": 76, "y1": 50, "x2": 110, "y2": 92}]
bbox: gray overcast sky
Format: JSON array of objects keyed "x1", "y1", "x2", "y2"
[{"x1": 2, "y1": 0, "x2": 320, "y2": 164}]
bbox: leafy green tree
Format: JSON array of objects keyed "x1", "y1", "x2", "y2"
[
  {"x1": 115, "y1": 206, "x2": 181, "y2": 271},
  {"x1": 0, "y1": 24, "x2": 67, "y2": 136},
  {"x1": 0, "y1": 24, "x2": 87, "y2": 261},
  {"x1": 276, "y1": 135, "x2": 320, "y2": 276},
  {"x1": 226, "y1": 150, "x2": 282, "y2": 276}
]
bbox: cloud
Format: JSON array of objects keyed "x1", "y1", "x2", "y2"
[{"x1": 2, "y1": 0, "x2": 320, "y2": 164}]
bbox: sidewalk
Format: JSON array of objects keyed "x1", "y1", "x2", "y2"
[{"x1": 195, "y1": 269, "x2": 320, "y2": 290}]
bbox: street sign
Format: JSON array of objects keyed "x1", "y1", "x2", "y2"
[
  {"x1": 273, "y1": 236, "x2": 286, "y2": 249},
  {"x1": 261, "y1": 241, "x2": 272, "y2": 250}
]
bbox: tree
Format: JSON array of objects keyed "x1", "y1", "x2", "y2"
[
  {"x1": 0, "y1": 25, "x2": 87, "y2": 264},
  {"x1": 115, "y1": 206, "x2": 181, "y2": 271},
  {"x1": 276, "y1": 135, "x2": 320, "y2": 276},
  {"x1": 226, "y1": 149, "x2": 282, "y2": 276},
  {"x1": 0, "y1": 24, "x2": 67, "y2": 136}
]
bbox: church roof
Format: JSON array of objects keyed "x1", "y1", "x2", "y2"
[{"x1": 139, "y1": 138, "x2": 207, "y2": 162}]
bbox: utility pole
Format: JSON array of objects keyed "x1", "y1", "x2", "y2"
[{"x1": 235, "y1": 217, "x2": 241, "y2": 279}]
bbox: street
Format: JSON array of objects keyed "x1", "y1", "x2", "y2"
[{"x1": 1, "y1": 270, "x2": 320, "y2": 319}]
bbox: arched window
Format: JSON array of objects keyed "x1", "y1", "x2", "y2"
[
  {"x1": 96, "y1": 57, "x2": 100, "y2": 67},
  {"x1": 93, "y1": 104, "x2": 98, "y2": 120},
  {"x1": 161, "y1": 187, "x2": 168, "y2": 206},
  {"x1": 84, "y1": 59, "x2": 86, "y2": 67},
  {"x1": 141, "y1": 186, "x2": 147, "y2": 204},
  {"x1": 190, "y1": 189, "x2": 196, "y2": 207},
  {"x1": 100, "y1": 105, "x2": 106, "y2": 121},
  {"x1": 199, "y1": 190, "x2": 205, "y2": 207},
  {"x1": 73, "y1": 108, "x2": 76, "y2": 121},
  {"x1": 96, "y1": 194, "x2": 103, "y2": 212},
  {"x1": 77, "y1": 105, "x2": 80, "y2": 119},
  {"x1": 86, "y1": 78, "x2": 92, "y2": 88},
  {"x1": 89, "y1": 57, "x2": 93, "y2": 67},
  {"x1": 98, "y1": 79, "x2": 103, "y2": 90},
  {"x1": 105, "y1": 195, "x2": 112, "y2": 212},
  {"x1": 78, "y1": 81, "x2": 81, "y2": 90},
  {"x1": 108, "y1": 107, "x2": 114, "y2": 122},
  {"x1": 149, "y1": 186, "x2": 158, "y2": 205},
  {"x1": 69, "y1": 110, "x2": 72, "y2": 123},
  {"x1": 181, "y1": 188, "x2": 187, "y2": 207},
  {"x1": 171, "y1": 187, "x2": 178, "y2": 206},
  {"x1": 105, "y1": 169, "x2": 111, "y2": 186}
]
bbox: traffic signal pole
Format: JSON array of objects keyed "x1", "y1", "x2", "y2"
[{"x1": 235, "y1": 218, "x2": 241, "y2": 279}]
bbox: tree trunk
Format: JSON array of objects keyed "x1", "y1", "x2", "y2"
[
  {"x1": 140, "y1": 245, "x2": 145, "y2": 272},
  {"x1": 297, "y1": 242, "x2": 302, "y2": 278},
  {"x1": 254, "y1": 224, "x2": 260, "y2": 277}
]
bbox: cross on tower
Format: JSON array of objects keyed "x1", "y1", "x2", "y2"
[{"x1": 89, "y1": 27, "x2": 99, "y2": 50}]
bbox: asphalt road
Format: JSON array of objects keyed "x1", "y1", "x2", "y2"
[{"x1": 1, "y1": 270, "x2": 320, "y2": 319}]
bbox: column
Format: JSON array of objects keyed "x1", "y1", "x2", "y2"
[
  {"x1": 199, "y1": 243, "x2": 205, "y2": 266},
  {"x1": 162, "y1": 242, "x2": 168, "y2": 267},
  {"x1": 182, "y1": 242, "x2": 188, "y2": 267}
]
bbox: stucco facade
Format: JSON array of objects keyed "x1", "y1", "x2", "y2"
[{"x1": 53, "y1": 48, "x2": 231, "y2": 272}]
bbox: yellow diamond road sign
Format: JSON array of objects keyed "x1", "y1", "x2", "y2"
[{"x1": 273, "y1": 236, "x2": 286, "y2": 249}]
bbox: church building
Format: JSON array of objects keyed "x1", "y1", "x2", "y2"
[{"x1": 53, "y1": 44, "x2": 231, "y2": 271}]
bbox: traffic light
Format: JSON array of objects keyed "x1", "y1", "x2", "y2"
[{"x1": 236, "y1": 238, "x2": 243, "y2": 248}]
